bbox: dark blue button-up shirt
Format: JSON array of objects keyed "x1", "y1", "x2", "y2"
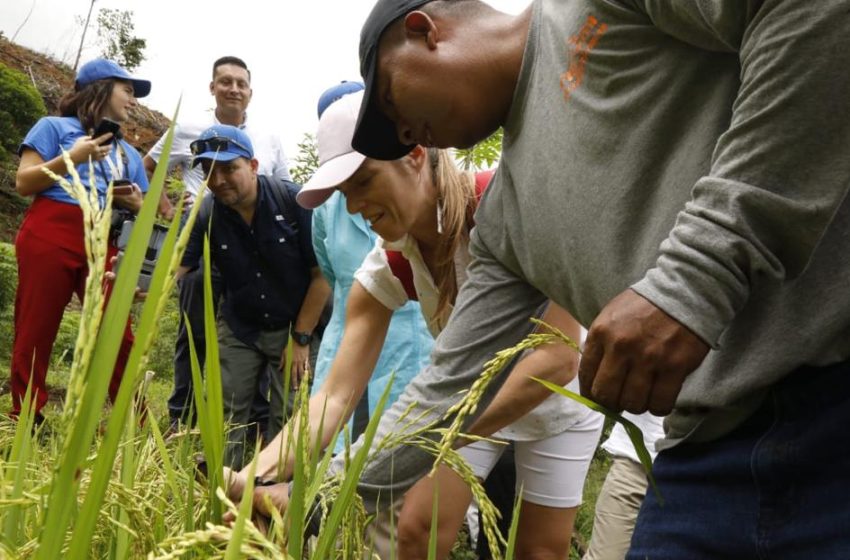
[{"x1": 182, "y1": 176, "x2": 317, "y2": 344}]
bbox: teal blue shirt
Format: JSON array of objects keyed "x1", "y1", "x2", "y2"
[{"x1": 312, "y1": 191, "x2": 433, "y2": 452}]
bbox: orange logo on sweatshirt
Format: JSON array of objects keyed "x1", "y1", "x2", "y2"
[{"x1": 560, "y1": 15, "x2": 607, "y2": 102}]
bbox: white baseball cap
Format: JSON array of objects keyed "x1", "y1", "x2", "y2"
[{"x1": 296, "y1": 90, "x2": 367, "y2": 209}]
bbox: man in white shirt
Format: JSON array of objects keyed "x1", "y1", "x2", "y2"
[{"x1": 144, "y1": 56, "x2": 291, "y2": 430}]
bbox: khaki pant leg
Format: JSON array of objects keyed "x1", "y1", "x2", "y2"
[{"x1": 583, "y1": 457, "x2": 649, "y2": 560}]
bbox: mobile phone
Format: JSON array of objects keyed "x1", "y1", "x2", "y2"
[
  {"x1": 112, "y1": 179, "x2": 134, "y2": 195},
  {"x1": 93, "y1": 118, "x2": 121, "y2": 145}
]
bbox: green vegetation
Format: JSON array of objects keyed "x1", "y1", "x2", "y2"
[
  {"x1": 0, "y1": 121, "x2": 615, "y2": 559},
  {"x1": 0, "y1": 63, "x2": 47, "y2": 164}
]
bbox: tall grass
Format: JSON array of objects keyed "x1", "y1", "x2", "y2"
[{"x1": 0, "y1": 122, "x2": 628, "y2": 559}]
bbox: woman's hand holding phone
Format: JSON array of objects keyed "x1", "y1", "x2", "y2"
[
  {"x1": 68, "y1": 134, "x2": 113, "y2": 164},
  {"x1": 112, "y1": 181, "x2": 143, "y2": 213}
]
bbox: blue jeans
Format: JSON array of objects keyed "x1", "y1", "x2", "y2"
[{"x1": 628, "y1": 359, "x2": 850, "y2": 559}]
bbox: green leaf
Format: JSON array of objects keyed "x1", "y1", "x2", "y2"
[
  {"x1": 427, "y1": 485, "x2": 439, "y2": 560},
  {"x1": 503, "y1": 484, "x2": 523, "y2": 560},
  {"x1": 224, "y1": 445, "x2": 258, "y2": 560},
  {"x1": 36, "y1": 102, "x2": 178, "y2": 560},
  {"x1": 67, "y1": 158, "x2": 185, "y2": 558},
  {"x1": 3, "y1": 382, "x2": 36, "y2": 548},
  {"x1": 531, "y1": 378, "x2": 662, "y2": 504},
  {"x1": 312, "y1": 374, "x2": 396, "y2": 559}
]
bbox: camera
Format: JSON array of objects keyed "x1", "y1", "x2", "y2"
[{"x1": 112, "y1": 219, "x2": 169, "y2": 292}]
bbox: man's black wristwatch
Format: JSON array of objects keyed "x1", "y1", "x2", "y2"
[{"x1": 291, "y1": 329, "x2": 313, "y2": 346}]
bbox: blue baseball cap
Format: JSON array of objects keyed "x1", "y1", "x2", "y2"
[
  {"x1": 75, "y1": 58, "x2": 151, "y2": 98},
  {"x1": 190, "y1": 124, "x2": 254, "y2": 167},
  {"x1": 317, "y1": 81, "x2": 365, "y2": 119}
]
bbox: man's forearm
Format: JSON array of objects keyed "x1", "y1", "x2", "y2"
[{"x1": 293, "y1": 272, "x2": 331, "y2": 334}]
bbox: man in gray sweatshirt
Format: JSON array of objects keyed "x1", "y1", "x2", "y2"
[{"x1": 253, "y1": 0, "x2": 850, "y2": 556}]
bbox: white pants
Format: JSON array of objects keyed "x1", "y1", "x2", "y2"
[{"x1": 460, "y1": 410, "x2": 604, "y2": 508}]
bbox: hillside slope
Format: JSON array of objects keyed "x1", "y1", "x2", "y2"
[{"x1": 0, "y1": 35, "x2": 170, "y2": 241}]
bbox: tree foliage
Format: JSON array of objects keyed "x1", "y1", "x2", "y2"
[
  {"x1": 455, "y1": 128, "x2": 503, "y2": 171},
  {"x1": 96, "y1": 8, "x2": 146, "y2": 72},
  {"x1": 0, "y1": 63, "x2": 46, "y2": 164},
  {"x1": 289, "y1": 132, "x2": 319, "y2": 186}
]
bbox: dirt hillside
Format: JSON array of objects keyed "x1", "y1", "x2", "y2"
[{"x1": 0, "y1": 35, "x2": 170, "y2": 241}]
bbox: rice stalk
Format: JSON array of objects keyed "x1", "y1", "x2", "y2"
[
  {"x1": 67, "y1": 112, "x2": 185, "y2": 558},
  {"x1": 1, "y1": 383, "x2": 36, "y2": 549},
  {"x1": 40, "y1": 153, "x2": 110, "y2": 427},
  {"x1": 430, "y1": 316, "x2": 659, "y2": 507}
]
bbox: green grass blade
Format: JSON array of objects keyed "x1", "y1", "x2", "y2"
[
  {"x1": 36, "y1": 105, "x2": 179, "y2": 560},
  {"x1": 3, "y1": 383, "x2": 36, "y2": 547},
  {"x1": 67, "y1": 195, "x2": 186, "y2": 558},
  {"x1": 531, "y1": 378, "x2": 662, "y2": 504},
  {"x1": 185, "y1": 316, "x2": 220, "y2": 521},
  {"x1": 312, "y1": 374, "x2": 395, "y2": 559},
  {"x1": 427, "y1": 484, "x2": 439, "y2": 560},
  {"x1": 223, "y1": 446, "x2": 258, "y2": 560},
  {"x1": 503, "y1": 484, "x2": 522, "y2": 560},
  {"x1": 200, "y1": 233, "x2": 224, "y2": 520},
  {"x1": 147, "y1": 408, "x2": 184, "y2": 513},
  {"x1": 302, "y1": 404, "x2": 346, "y2": 526},
  {"x1": 113, "y1": 406, "x2": 137, "y2": 560},
  {"x1": 286, "y1": 385, "x2": 308, "y2": 558}
]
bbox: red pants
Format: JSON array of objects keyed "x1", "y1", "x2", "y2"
[{"x1": 10, "y1": 197, "x2": 134, "y2": 417}]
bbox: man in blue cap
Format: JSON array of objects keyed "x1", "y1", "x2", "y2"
[
  {"x1": 146, "y1": 56, "x2": 293, "y2": 435},
  {"x1": 178, "y1": 124, "x2": 329, "y2": 468}
]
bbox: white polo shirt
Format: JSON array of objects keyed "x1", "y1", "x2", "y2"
[{"x1": 146, "y1": 109, "x2": 290, "y2": 197}]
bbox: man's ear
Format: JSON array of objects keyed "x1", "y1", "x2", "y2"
[
  {"x1": 250, "y1": 158, "x2": 259, "y2": 173},
  {"x1": 404, "y1": 11, "x2": 439, "y2": 49},
  {"x1": 209, "y1": 80, "x2": 215, "y2": 96}
]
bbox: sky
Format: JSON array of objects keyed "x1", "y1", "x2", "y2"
[{"x1": 1, "y1": 0, "x2": 529, "y2": 160}]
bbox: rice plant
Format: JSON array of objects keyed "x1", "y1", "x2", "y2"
[{"x1": 1, "y1": 107, "x2": 629, "y2": 560}]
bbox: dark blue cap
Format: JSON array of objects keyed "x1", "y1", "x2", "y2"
[{"x1": 75, "y1": 58, "x2": 151, "y2": 98}]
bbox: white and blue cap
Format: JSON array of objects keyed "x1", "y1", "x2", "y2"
[
  {"x1": 190, "y1": 124, "x2": 254, "y2": 167},
  {"x1": 297, "y1": 90, "x2": 366, "y2": 209},
  {"x1": 317, "y1": 81, "x2": 365, "y2": 119},
  {"x1": 75, "y1": 58, "x2": 151, "y2": 98}
]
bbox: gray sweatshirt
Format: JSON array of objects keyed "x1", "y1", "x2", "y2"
[{"x1": 335, "y1": 0, "x2": 850, "y2": 510}]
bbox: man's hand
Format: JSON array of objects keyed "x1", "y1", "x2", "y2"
[
  {"x1": 286, "y1": 342, "x2": 310, "y2": 388},
  {"x1": 253, "y1": 482, "x2": 290, "y2": 519},
  {"x1": 578, "y1": 289, "x2": 710, "y2": 416}
]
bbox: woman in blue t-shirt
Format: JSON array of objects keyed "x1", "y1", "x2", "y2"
[{"x1": 10, "y1": 58, "x2": 151, "y2": 421}]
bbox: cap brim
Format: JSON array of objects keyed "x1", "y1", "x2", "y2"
[
  {"x1": 191, "y1": 151, "x2": 243, "y2": 167},
  {"x1": 130, "y1": 78, "x2": 151, "y2": 98},
  {"x1": 297, "y1": 150, "x2": 367, "y2": 209},
  {"x1": 351, "y1": 58, "x2": 414, "y2": 161}
]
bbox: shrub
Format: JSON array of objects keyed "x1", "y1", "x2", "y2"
[
  {"x1": 0, "y1": 63, "x2": 47, "y2": 164},
  {"x1": 0, "y1": 242, "x2": 16, "y2": 361}
]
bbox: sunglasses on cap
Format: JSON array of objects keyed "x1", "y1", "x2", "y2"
[{"x1": 189, "y1": 137, "x2": 252, "y2": 157}]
